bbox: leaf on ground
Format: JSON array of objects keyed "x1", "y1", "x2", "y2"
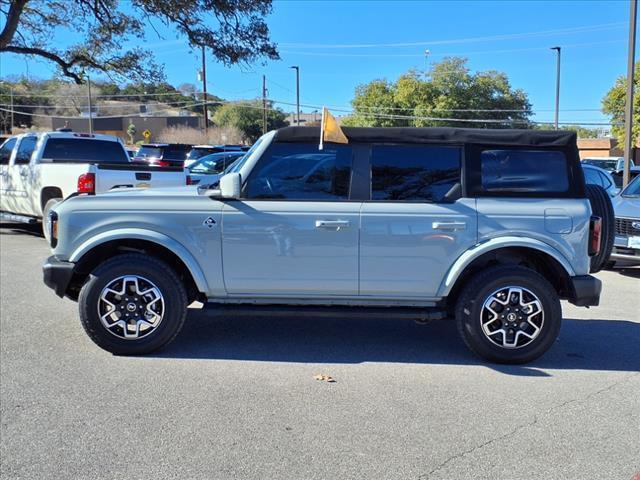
[{"x1": 313, "y1": 374, "x2": 336, "y2": 383}]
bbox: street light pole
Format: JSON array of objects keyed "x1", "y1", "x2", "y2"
[
  {"x1": 201, "y1": 45, "x2": 209, "y2": 139},
  {"x1": 623, "y1": 0, "x2": 637, "y2": 188},
  {"x1": 87, "y1": 74, "x2": 93, "y2": 134},
  {"x1": 551, "y1": 46, "x2": 561, "y2": 130},
  {"x1": 290, "y1": 66, "x2": 300, "y2": 126},
  {"x1": 262, "y1": 75, "x2": 267, "y2": 135}
]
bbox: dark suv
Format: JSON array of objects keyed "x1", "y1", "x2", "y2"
[{"x1": 133, "y1": 143, "x2": 193, "y2": 167}]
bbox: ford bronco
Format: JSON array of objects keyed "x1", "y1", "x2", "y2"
[{"x1": 42, "y1": 127, "x2": 608, "y2": 364}]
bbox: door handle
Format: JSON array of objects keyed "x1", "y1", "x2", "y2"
[
  {"x1": 432, "y1": 221, "x2": 466, "y2": 231},
  {"x1": 315, "y1": 220, "x2": 350, "y2": 230}
]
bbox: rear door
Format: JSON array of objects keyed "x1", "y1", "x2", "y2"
[
  {"x1": 221, "y1": 142, "x2": 360, "y2": 296},
  {"x1": 360, "y1": 144, "x2": 477, "y2": 298}
]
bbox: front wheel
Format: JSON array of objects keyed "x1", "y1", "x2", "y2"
[
  {"x1": 455, "y1": 265, "x2": 561, "y2": 364},
  {"x1": 78, "y1": 253, "x2": 188, "y2": 355}
]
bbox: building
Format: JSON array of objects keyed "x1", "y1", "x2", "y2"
[{"x1": 577, "y1": 137, "x2": 639, "y2": 162}]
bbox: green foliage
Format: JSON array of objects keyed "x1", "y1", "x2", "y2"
[
  {"x1": 213, "y1": 100, "x2": 287, "y2": 142},
  {"x1": 345, "y1": 58, "x2": 532, "y2": 129},
  {"x1": 126, "y1": 122, "x2": 137, "y2": 143},
  {"x1": 534, "y1": 123, "x2": 600, "y2": 138},
  {"x1": 602, "y1": 62, "x2": 639, "y2": 146},
  {"x1": 1, "y1": 0, "x2": 278, "y2": 84}
]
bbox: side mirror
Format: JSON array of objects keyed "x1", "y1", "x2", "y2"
[{"x1": 219, "y1": 172, "x2": 241, "y2": 198}]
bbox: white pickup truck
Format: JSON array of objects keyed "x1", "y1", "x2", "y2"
[{"x1": 0, "y1": 131, "x2": 187, "y2": 238}]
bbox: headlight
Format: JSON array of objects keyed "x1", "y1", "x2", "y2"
[{"x1": 49, "y1": 210, "x2": 58, "y2": 248}]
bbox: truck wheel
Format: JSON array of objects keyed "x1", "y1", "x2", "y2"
[
  {"x1": 78, "y1": 253, "x2": 188, "y2": 355},
  {"x1": 455, "y1": 265, "x2": 561, "y2": 364},
  {"x1": 585, "y1": 184, "x2": 614, "y2": 273},
  {"x1": 42, "y1": 198, "x2": 61, "y2": 242}
]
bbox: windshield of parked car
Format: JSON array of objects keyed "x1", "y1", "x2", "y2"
[
  {"x1": 136, "y1": 146, "x2": 162, "y2": 159},
  {"x1": 621, "y1": 175, "x2": 640, "y2": 197},
  {"x1": 582, "y1": 159, "x2": 618, "y2": 170},
  {"x1": 189, "y1": 153, "x2": 244, "y2": 175}
]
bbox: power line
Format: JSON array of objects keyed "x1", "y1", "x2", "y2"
[{"x1": 279, "y1": 22, "x2": 626, "y2": 49}]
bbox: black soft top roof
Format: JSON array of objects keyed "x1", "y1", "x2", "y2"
[{"x1": 274, "y1": 126, "x2": 577, "y2": 148}]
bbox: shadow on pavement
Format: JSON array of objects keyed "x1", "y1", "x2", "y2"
[
  {"x1": 0, "y1": 222, "x2": 43, "y2": 238},
  {"x1": 615, "y1": 266, "x2": 640, "y2": 279},
  {"x1": 155, "y1": 312, "x2": 640, "y2": 375}
]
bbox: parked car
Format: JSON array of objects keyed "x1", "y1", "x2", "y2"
[
  {"x1": 582, "y1": 156, "x2": 633, "y2": 173},
  {"x1": 133, "y1": 143, "x2": 193, "y2": 167},
  {"x1": 582, "y1": 164, "x2": 619, "y2": 197},
  {"x1": 185, "y1": 144, "x2": 250, "y2": 167},
  {"x1": 43, "y1": 127, "x2": 608, "y2": 364},
  {"x1": 611, "y1": 165, "x2": 640, "y2": 187},
  {"x1": 0, "y1": 132, "x2": 187, "y2": 239},
  {"x1": 610, "y1": 174, "x2": 640, "y2": 266},
  {"x1": 125, "y1": 147, "x2": 137, "y2": 159},
  {"x1": 186, "y1": 151, "x2": 246, "y2": 186}
]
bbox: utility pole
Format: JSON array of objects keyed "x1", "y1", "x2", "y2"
[
  {"x1": 551, "y1": 46, "x2": 561, "y2": 130},
  {"x1": 290, "y1": 66, "x2": 300, "y2": 126},
  {"x1": 623, "y1": 0, "x2": 637, "y2": 188},
  {"x1": 201, "y1": 45, "x2": 209, "y2": 139},
  {"x1": 87, "y1": 74, "x2": 93, "y2": 134},
  {"x1": 262, "y1": 75, "x2": 267, "y2": 135}
]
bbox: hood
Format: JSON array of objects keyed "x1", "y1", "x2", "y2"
[{"x1": 613, "y1": 195, "x2": 640, "y2": 219}]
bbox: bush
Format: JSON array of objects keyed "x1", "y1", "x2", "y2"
[{"x1": 156, "y1": 125, "x2": 245, "y2": 145}]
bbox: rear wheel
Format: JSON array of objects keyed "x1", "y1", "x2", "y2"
[
  {"x1": 78, "y1": 253, "x2": 188, "y2": 355},
  {"x1": 585, "y1": 184, "x2": 614, "y2": 273},
  {"x1": 455, "y1": 265, "x2": 562, "y2": 364}
]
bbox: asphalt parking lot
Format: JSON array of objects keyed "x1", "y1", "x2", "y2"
[{"x1": 1, "y1": 223, "x2": 639, "y2": 480}]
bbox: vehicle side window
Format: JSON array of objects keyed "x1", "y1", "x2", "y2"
[
  {"x1": 584, "y1": 168, "x2": 603, "y2": 187},
  {"x1": 42, "y1": 139, "x2": 129, "y2": 163},
  {"x1": 370, "y1": 145, "x2": 461, "y2": 202},
  {"x1": 245, "y1": 143, "x2": 352, "y2": 200},
  {"x1": 480, "y1": 149, "x2": 569, "y2": 193},
  {"x1": 0, "y1": 138, "x2": 17, "y2": 165},
  {"x1": 14, "y1": 136, "x2": 38, "y2": 164},
  {"x1": 597, "y1": 171, "x2": 612, "y2": 189}
]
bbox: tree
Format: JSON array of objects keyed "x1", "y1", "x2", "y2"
[
  {"x1": 343, "y1": 58, "x2": 532, "y2": 129},
  {"x1": 602, "y1": 62, "x2": 639, "y2": 146},
  {"x1": 0, "y1": 0, "x2": 279, "y2": 84},
  {"x1": 213, "y1": 100, "x2": 287, "y2": 142},
  {"x1": 535, "y1": 123, "x2": 600, "y2": 138},
  {"x1": 127, "y1": 122, "x2": 137, "y2": 144}
]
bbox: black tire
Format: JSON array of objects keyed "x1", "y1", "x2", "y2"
[
  {"x1": 585, "y1": 184, "x2": 614, "y2": 273},
  {"x1": 455, "y1": 265, "x2": 562, "y2": 364},
  {"x1": 41, "y1": 198, "x2": 61, "y2": 242},
  {"x1": 78, "y1": 253, "x2": 188, "y2": 355}
]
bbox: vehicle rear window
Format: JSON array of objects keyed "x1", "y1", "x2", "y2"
[
  {"x1": 245, "y1": 143, "x2": 352, "y2": 200},
  {"x1": 371, "y1": 145, "x2": 461, "y2": 202},
  {"x1": 163, "y1": 145, "x2": 191, "y2": 160},
  {"x1": 480, "y1": 149, "x2": 569, "y2": 193},
  {"x1": 42, "y1": 138, "x2": 129, "y2": 163}
]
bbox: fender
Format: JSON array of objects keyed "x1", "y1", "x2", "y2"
[
  {"x1": 69, "y1": 228, "x2": 209, "y2": 293},
  {"x1": 437, "y1": 236, "x2": 576, "y2": 298}
]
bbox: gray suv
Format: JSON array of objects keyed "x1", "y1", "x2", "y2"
[{"x1": 43, "y1": 127, "x2": 608, "y2": 364}]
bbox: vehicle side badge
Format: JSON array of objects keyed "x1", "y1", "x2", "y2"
[{"x1": 203, "y1": 217, "x2": 216, "y2": 228}]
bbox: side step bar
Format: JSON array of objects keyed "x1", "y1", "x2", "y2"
[
  {"x1": 0, "y1": 212, "x2": 39, "y2": 224},
  {"x1": 202, "y1": 303, "x2": 448, "y2": 320}
]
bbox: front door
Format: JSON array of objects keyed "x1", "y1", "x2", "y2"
[
  {"x1": 359, "y1": 144, "x2": 477, "y2": 298},
  {"x1": 6, "y1": 135, "x2": 37, "y2": 215},
  {"x1": 0, "y1": 137, "x2": 17, "y2": 211},
  {"x1": 222, "y1": 142, "x2": 360, "y2": 296}
]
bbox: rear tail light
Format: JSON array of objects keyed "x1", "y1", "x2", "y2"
[
  {"x1": 186, "y1": 175, "x2": 194, "y2": 185},
  {"x1": 49, "y1": 210, "x2": 58, "y2": 248},
  {"x1": 157, "y1": 160, "x2": 171, "y2": 167},
  {"x1": 77, "y1": 172, "x2": 96, "y2": 194},
  {"x1": 589, "y1": 216, "x2": 602, "y2": 256}
]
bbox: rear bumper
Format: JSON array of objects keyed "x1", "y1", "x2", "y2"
[
  {"x1": 568, "y1": 275, "x2": 602, "y2": 307},
  {"x1": 43, "y1": 256, "x2": 75, "y2": 298}
]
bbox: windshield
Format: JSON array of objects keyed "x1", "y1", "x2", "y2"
[
  {"x1": 621, "y1": 175, "x2": 640, "y2": 197},
  {"x1": 136, "y1": 146, "x2": 162, "y2": 159},
  {"x1": 582, "y1": 159, "x2": 618, "y2": 170}
]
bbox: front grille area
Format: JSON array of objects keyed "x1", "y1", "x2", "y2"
[{"x1": 614, "y1": 217, "x2": 640, "y2": 237}]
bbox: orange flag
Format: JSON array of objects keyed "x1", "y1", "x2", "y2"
[{"x1": 319, "y1": 107, "x2": 348, "y2": 150}]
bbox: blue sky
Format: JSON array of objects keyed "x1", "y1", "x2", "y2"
[{"x1": 1, "y1": 0, "x2": 636, "y2": 126}]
